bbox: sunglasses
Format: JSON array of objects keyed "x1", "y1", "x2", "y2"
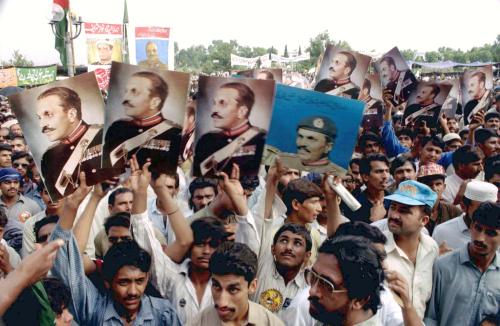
[
  {"x1": 108, "y1": 235, "x2": 133, "y2": 244},
  {"x1": 14, "y1": 163, "x2": 29, "y2": 168},
  {"x1": 305, "y1": 268, "x2": 347, "y2": 295}
]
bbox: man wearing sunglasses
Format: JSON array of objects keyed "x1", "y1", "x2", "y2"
[
  {"x1": 307, "y1": 235, "x2": 385, "y2": 326},
  {"x1": 425, "y1": 201, "x2": 500, "y2": 326}
]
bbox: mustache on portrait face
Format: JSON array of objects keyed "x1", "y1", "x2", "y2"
[
  {"x1": 42, "y1": 126, "x2": 54, "y2": 133},
  {"x1": 122, "y1": 100, "x2": 134, "y2": 108},
  {"x1": 297, "y1": 145, "x2": 311, "y2": 153},
  {"x1": 211, "y1": 112, "x2": 223, "y2": 119}
]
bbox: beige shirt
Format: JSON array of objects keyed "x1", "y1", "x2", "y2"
[
  {"x1": 187, "y1": 301, "x2": 285, "y2": 326},
  {"x1": 384, "y1": 230, "x2": 438, "y2": 319}
]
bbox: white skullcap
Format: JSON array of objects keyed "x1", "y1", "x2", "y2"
[{"x1": 464, "y1": 180, "x2": 498, "y2": 202}]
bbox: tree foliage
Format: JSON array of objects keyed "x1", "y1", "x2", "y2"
[{"x1": 1, "y1": 50, "x2": 34, "y2": 67}]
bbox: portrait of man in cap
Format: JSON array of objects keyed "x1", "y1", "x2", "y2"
[
  {"x1": 103, "y1": 64, "x2": 187, "y2": 175},
  {"x1": 91, "y1": 39, "x2": 114, "y2": 65},
  {"x1": 138, "y1": 41, "x2": 168, "y2": 70}
]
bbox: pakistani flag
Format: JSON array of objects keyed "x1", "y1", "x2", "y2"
[{"x1": 52, "y1": 0, "x2": 69, "y2": 67}]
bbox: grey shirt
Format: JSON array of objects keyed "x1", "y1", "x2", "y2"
[
  {"x1": 0, "y1": 194, "x2": 42, "y2": 252},
  {"x1": 424, "y1": 244, "x2": 500, "y2": 326}
]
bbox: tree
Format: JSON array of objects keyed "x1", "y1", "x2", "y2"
[
  {"x1": 400, "y1": 49, "x2": 417, "y2": 61},
  {"x1": 424, "y1": 51, "x2": 440, "y2": 62},
  {"x1": 1, "y1": 50, "x2": 34, "y2": 67},
  {"x1": 284, "y1": 45, "x2": 289, "y2": 58}
]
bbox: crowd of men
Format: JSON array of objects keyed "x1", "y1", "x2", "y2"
[{"x1": 0, "y1": 73, "x2": 498, "y2": 326}]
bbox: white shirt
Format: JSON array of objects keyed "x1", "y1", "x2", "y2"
[
  {"x1": 147, "y1": 197, "x2": 192, "y2": 245},
  {"x1": 280, "y1": 285, "x2": 404, "y2": 326},
  {"x1": 21, "y1": 210, "x2": 46, "y2": 258},
  {"x1": 0, "y1": 239, "x2": 20, "y2": 279},
  {"x1": 442, "y1": 174, "x2": 463, "y2": 204},
  {"x1": 432, "y1": 213, "x2": 470, "y2": 251},
  {"x1": 384, "y1": 231, "x2": 438, "y2": 319},
  {"x1": 372, "y1": 219, "x2": 429, "y2": 236},
  {"x1": 131, "y1": 211, "x2": 213, "y2": 324}
]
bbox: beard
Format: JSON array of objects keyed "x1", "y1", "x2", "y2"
[{"x1": 309, "y1": 297, "x2": 344, "y2": 325}]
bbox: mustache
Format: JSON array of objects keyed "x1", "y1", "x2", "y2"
[
  {"x1": 42, "y1": 126, "x2": 55, "y2": 133},
  {"x1": 473, "y1": 241, "x2": 487, "y2": 249},
  {"x1": 297, "y1": 146, "x2": 310, "y2": 153},
  {"x1": 388, "y1": 218, "x2": 402, "y2": 226},
  {"x1": 122, "y1": 100, "x2": 134, "y2": 108},
  {"x1": 211, "y1": 112, "x2": 223, "y2": 119},
  {"x1": 124, "y1": 295, "x2": 139, "y2": 301},
  {"x1": 281, "y1": 250, "x2": 295, "y2": 258},
  {"x1": 214, "y1": 304, "x2": 235, "y2": 312}
]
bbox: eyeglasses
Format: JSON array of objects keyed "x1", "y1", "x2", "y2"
[
  {"x1": 305, "y1": 268, "x2": 348, "y2": 295},
  {"x1": 14, "y1": 163, "x2": 29, "y2": 168},
  {"x1": 108, "y1": 236, "x2": 133, "y2": 244}
]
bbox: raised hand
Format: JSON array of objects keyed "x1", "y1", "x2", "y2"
[
  {"x1": 128, "y1": 155, "x2": 151, "y2": 193},
  {"x1": 0, "y1": 244, "x2": 13, "y2": 274}
]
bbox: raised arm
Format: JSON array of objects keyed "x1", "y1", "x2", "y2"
[
  {"x1": 151, "y1": 174, "x2": 193, "y2": 263},
  {"x1": 322, "y1": 174, "x2": 343, "y2": 237},
  {"x1": 58, "y1": 172, "x2": 92, "y2": 231}
]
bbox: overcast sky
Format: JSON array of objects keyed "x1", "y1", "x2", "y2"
[{"x1": 1, "y1": 0, "x2": 499, "y2": 65}]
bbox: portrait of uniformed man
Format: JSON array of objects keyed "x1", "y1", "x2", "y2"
[
  {"x1": 359, "y1": 78, "x2": 384, "y2": 129},
  {"x1": 192, "y1": 81, "x2": 268, "y2": 177},
  {"x1": 292, "y1": 116, "x2": 346, "y2": 174},
  {"x1": 35, "y1": 86, "x2": 107, "y2": 199},
  {"x1": 314, "y1": 50, "x2": 360, "y2": 99},
  {"x1": 463, "y1": 70, "x2": 491, "y2": 125},
  {"x1": 103, "y1": 70, "x2": 182, "y2": 175},
  {"x1": 403, "y1": 83, "x2": 442, "y2": 128},
  {"x1": 138, "y1": 41, "x2": 168, "y2": 70},
  {"x1": 378, "y1": 54, "x2": 417, "y2": 104},
  {"x1": 91, "y1": 39, "x2": 114, "y2": 65}
]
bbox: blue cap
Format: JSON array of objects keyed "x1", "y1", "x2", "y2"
[
  {"x1": 0, "y1": 168, "x2": 21, "y2": 183},
  {"x1": 385, "y1": 180, "x2": 437, "y2": 208}
]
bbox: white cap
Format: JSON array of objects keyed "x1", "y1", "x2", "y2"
[
  {"x1": 96, "y1": 39, "x2": 114, "y2": 47},
  {"x1": 443, "y1": 133, "x2": 461, "y2": 143},
  {"x1": 464, "y1": 180, "x2": 498, "y2": 202}
]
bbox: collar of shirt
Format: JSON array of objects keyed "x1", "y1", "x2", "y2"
[
  {"x1": 102, "y1": 295, "x2": 154, "y2": 324},
  {"x1": 459, "y1": 243, "x2": 500, "y2": 271},
  {"x1": 0, "y1": 194, "x2": 24, "y2": 206},
  {"x1": 132, "y1": 112, "x2": 163, "y2": 127},
  {"x1": 222, "y1": 121, "x2": 251, "y2": 137},
  {"x1": 271, "y1": 263, "x2": 306, "y2": 288},
  {"x1": 62, "y1": 120, "x2": 86, "y2": 144},
  {"x1": 353, "y1": 312, "x2": 382, "y2": 326},
  {"x1": 246, "y1": 301, "x2": 268, "y2": 326},
  {"x1": 384, "y1": 230, "x2": 435, "y2": 260},
  {"x1": 458, "y1": 213, "x2": 469, "y2": 234}
]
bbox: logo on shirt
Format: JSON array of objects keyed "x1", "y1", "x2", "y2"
[
  {"x1": 179, "y1": 298, "x2": 186, "y2": 308},
  {"x1": 259, "y1": 288, "x2": 283, "y2": 313}
]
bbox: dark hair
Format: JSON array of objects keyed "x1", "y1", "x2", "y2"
[
  {"x1": 209, "y1": 241, "x2": 257, "y2": 284},
  {"x1": 108, "y1": 187, "x2": 132, "y2": 206},
  {"x1": 34, "y1": 215, "x2": 59, "y2": 242},
  {"x1": 360, "y1": 153, "x2": 389, "y2": 175},
  {"x1": 102, "y1": 239, "x2": 151, "y2": 281},
  {"x1": 475, "y1": 128, "x2": 498, "y2": 145},
  {"x1": 240, "y1": 175, "x2": 259, "y2": 191},
  {"x1": 273, "y1": 223, "x2": 312, "y2": 251},
  {"x1": 188, "y1": 177, "x2": 218, "y2": 209},
  {"x1": 362, "y1": 78, "x2": 371, "y2": 92},
  {"x1": 220, "y1": 82, "x2": 255, "y2": 117},
  {"x1": 131, "y1": 71, "x2": 169, "y2": 110},
  {"x1": 349, "y1": 158, "x2": 361, "y2": 169},
  {"x1": 282, "y1": 179, "x2": 323, "y2": 215},
  {"x1": 11, "y1": 136, "x2": 26, "y2": 144},
  {"x1": 165, "y1": 173, "x2": 180, "y2": 189},
  {"x1": 0, "y1": 208, "x2": 7, "y2": 227},
  {"x1": 256, "y1": 70, "x2": 274, "y2": 80},
  {"x1": 37, "y1": 87, "x2": 82, "y2": 120},
  {"x1": 452, "y1": 145, "x2": 482, "y2": 170},
  {"x1": 472, "y1": 201, "x2": 500, "y2": 229},
  {"x1": 0, "y1": 143, "x2": 12, "y2": 152},
  {"x1": 484, "y1": 154, "x2": 500, "y2": 182},
  {"x1": 420, "y1": 135, "x2": 445, "y2": 151},
  {"x1": 390, "y1": 156, "x2": 416, "y2": 176},
  {"x1": 318, "y1": 236, "x2": 384, "y2": 314},
  {"x1": 191, "y1": 216, "x2": 228, "y2": 247},
  {"x1": 338, "y1": 51, "x2": 357, "y2": 76},
  {"x1": 42, "y1": 277, "x2": 72, "y2": 315},
  {"x1": 11, "y1": 151, "x2": 31, "y2": 162},
  {"x1": 335, "y1": 221, "x2": 387, "y2": 245},
  {"x1": 484, "y1": 111, "x2": 500, "y2": 123},
  {"x1": 359, "y1": 132, "x2": 381, "y2": 150},
  {"x1": 396, "y1": 128, "x2": 415, "y2": 140},
  {"x1": 427, "y1": 83, "x2": 441, "y2": 98},
  {"x1": 104, "y1": 213, "x2": 131, "y2": 235}
]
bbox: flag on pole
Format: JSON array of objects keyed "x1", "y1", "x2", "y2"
[
  {"x1": 53, "y1": 0, "x2": 69, "y2": 67},
  {"x1": 122, "y1": 0, "x2": 129, "y2": 63}
]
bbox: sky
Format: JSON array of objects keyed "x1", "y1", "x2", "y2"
[{"x1": 0, "y1": 0, "x2": 499, "y2": 66}]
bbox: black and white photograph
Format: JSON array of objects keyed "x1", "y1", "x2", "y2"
[
  {"x1": 460, "y1": 65, "x2": 493, "y2": 125},
  {"x1": 404, "y1": 81, "x2": 451, "y2": 128}
]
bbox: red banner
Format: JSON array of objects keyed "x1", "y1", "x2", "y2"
[
  {"x1": 92, "y1": 67, "x2": 111, "y2": 90},
  {"x1": 135, "y1": 26, "x2": 170, "y2": 38},
  {"x1": 85, "y1": 23, "x2": 122, "y2": 35}
]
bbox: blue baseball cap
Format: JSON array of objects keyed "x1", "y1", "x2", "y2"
[
  {"x1": 385, "y1": 180, "x2": 437, "y2": 208},
  {"x1": 0, "y1": 168, "x2": 21, "y2": 183}
]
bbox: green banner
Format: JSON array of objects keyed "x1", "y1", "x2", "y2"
[{"x1": 16, "y1": 66, "x2": 57, "y2": 86}]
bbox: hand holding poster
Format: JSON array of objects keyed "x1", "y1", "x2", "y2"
[
  {"x1": 102, "y1": 62, "x2": 190, "y2": 176},
  {"x1": 192, "y1": 76, "x2": 275, "y2": 177},
  {"x1": 375, "y1": 47, "x2": 417, "y2": 106},
  {"x1": 314, "y1": 45, "x2": 371, "y2": 100},
  {"x1": 8, "y1": 73, "x2": 114, "y2": 201},
  {"x1": 460, "y1": 65, "x2": 493, "y2": 125},
  {"x1": 265, "y1": 84, "x2": 364, "y2": 174}
]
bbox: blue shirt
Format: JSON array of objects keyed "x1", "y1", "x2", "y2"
[
  {"x1": 50, "y1": 224, "x2": 182, "y2": 326},
  {"x1": 424, "y1": 244, "x2": 500, "y2": 326}
]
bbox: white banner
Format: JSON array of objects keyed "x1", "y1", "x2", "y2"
[
  {"x1": 231, "y1": 54, "x2": 259, "y2": 68},
  {"x1": 271, "y1": 53, "x2": 310, "y2": 63}
]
